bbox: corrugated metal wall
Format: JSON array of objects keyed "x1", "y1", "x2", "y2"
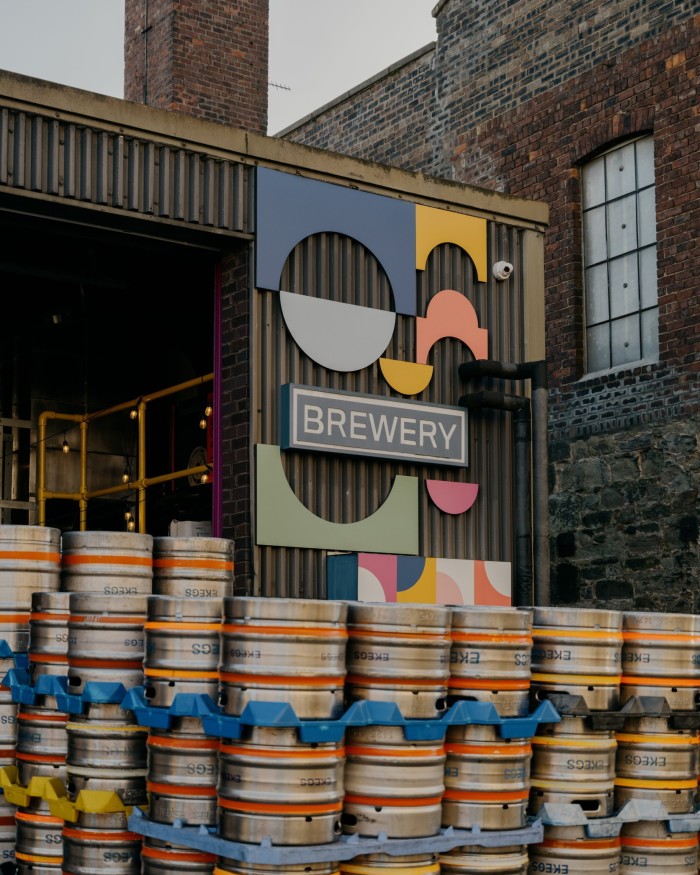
[
  {"x1": 253, "y1": 222, "x2": 528, "y2": 599},
  {"x1": 0, "y1": 106, "x2": 249, "y2": 233}
]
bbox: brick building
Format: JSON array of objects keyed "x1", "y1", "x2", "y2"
[{"x1": 282, "y1": 1, "x2": 700, "y2": 611}]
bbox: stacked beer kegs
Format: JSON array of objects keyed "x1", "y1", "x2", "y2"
[
  {"x1": 10, "y1": 591, "x2": 70, "y2": 874},
  {"x1": 216, "y1": 596, "x2": 347, "y2": 874},
  {"x1": 438, "y1": 606, "x2": 533, "y2": 875},
  {"x1": 340, "y1": 602, "x2": 450, "y2": 875},
  {"x1": 58, "y1": 531, "x2": 154, "y2": 875},
  {"x1": 61, "y1": 590, "x2": 150, "y2": 875},
  {"x1": 616, "y1": 612, "x2": 700, "y2": 871},
  {"x1": 0, "y1": 524, "x2": 62, "y2": 868},
  {"x1": 527, "y1": 606, "x2": 624, "y2": 873},
  {"x1": 141, "y1": 594, "x2": 222, "y2": 875}
]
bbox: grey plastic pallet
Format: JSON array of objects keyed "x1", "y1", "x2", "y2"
[{"x1": 128, "y1": 809, "x2": 544, "y2": 864}]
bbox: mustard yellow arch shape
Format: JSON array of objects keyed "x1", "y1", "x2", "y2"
[{"x1": 415, "y1": 205, "x2": 487, "y2": 283}]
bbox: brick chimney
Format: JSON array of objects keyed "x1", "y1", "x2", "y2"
[{"x1": 124, "y1": 0, "x2": 269, "y2": 134}]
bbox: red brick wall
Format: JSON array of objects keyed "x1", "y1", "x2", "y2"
[
  {"x1": 283, "y1": 4, "x2": 700, "y2": 608},
  {"x1": 218, "y1": 249, "x2": 253, "y2": 594},
  {"x1": 124, "y1": 0, "x2": 268, "y2": 133},
  {"x1": 283, "y1": 46, "x2": 436, "y2": 171}
]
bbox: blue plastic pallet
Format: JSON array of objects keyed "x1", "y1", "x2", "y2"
[
  {"x1": 121, "y1": 687, "x2": 561, "y2": 741},
  {"x1": 128, "y1": 808, "x2": 544, "y2": 864}
]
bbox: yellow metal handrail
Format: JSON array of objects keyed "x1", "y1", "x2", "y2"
[{"x1": 37, "y1": 373, "x2": 214, "y2": 532}]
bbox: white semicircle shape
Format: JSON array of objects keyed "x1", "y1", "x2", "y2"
[{"x1": 279, "y1": 291, "x2": 396, "y2": 372}]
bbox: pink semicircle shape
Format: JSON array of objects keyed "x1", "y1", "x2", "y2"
[
  {"x1": 426, "y1": 480, "x2": 479, "y2": 514},
  {"x1": 436, "y1": 571, "x2": 467, "y2": 605}
]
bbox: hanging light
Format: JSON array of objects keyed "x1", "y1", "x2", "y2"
[
  {"x1": 124, "y1": 509, "x2": 132, "y2": 522},
  {"x1": 62, "y1": 434, "x2": 70, "y2": 454},
  {"x1": 199, "y1": 416, "x2": 208, "y2": 430},
  {"x1": 204, "y1": 405, "x2": 213, "y2": 418},
  {"x1": 200, "y1": 466, "x2": 212, "y2": 484},
  {"x1": 121, "y1": 470, "x2": 130, "y2": 484},
  {"x1": 127, "y1": 518, "x2": 136, "y2": 532},
  {"x1": 129, "y1": 408, "x2": 138, "y2": 420}
]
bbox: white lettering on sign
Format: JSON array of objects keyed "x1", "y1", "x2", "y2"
[{"x1": 282, "y1": 384, "x2": 468, "y2": 467}]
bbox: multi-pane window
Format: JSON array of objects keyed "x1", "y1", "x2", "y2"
[{"x1": 581, "y1": 136, "x2": 658, "y2": 374}]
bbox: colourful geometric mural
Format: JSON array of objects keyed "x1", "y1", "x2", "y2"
[
  {"x1": 327, "y1": 553, "x2": 511, "y2": 606},
  {"x1": 254, "y1": 167, "x2": 494, "y2": 557}
]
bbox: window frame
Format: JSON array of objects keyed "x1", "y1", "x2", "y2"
[{"x1": 580, "y1": 135, "x2": 659, "y2": 377}]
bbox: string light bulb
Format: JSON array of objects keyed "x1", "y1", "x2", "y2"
[
  {"x1": 127, "y1": 518, "x2": 136, "y2": 532},
  {"x1": 199, "y1": 417, "x2": 208, "y2": 430},
  {"x1": 62, "y1": 435, "x2": 70, "y2": 454},
  {"x1": 204, "y1": 405, "x2": 213, "y2": 417},
  {"x1": 200, "y1": 467, "x2": 211, "y2": 484},
  {"x1": 124, "y1": 509, "x2": 132, "y2": 522},
  {"x1": 129, "y1": 408, "x2": 138, "y2": 420},
  {"x1": 121, "y1": 470, "x2": 130, "y2": 484}
]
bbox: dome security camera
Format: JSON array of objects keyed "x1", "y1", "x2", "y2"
[{"x1": 493, "y1": 261, "x2": 514, "y2": 281}]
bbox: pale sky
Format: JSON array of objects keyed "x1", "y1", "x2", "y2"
[{"x1": 0, "y1": 0, "x2": 436, "y2": 135}]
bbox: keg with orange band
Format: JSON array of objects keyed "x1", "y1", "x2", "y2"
[
  {"x1": 220, "y1": 595, "x2": 348, "y2": 720},
  {"x1": 621, "y1": 820, "x2": 698, "y2": 870},
  {"x1": 529, "y1": 714, "x2": 617, "y2": 818},
  {"x1": 218, "y1": 725, "x2": 345, "y2": 846},
  {"x1": 60, "y1": 530, "x2": 153, "y2": 595},
  {"x1": 144, "y1": 594, "x2": 222, "y2": 707},
  {"x1": 439, "y1": 844, "x2": 530, "y2": 874},
  {"x1": 345, "y1": 602, "x2": 451, "y2": 720},
  {"x1": 28, "y1": 591, "x2": 70, "y2": 679},
  {"x1": 530, "y1": 825, "x2": 622, "y2": 874},
  {"x1": 449, "y1": 605, "x2": 533, "y2": 718},
  {"x1": 442, "y1": 722, "x2": 532, "y2": 831},
  {"x1": 342, "y1": 723, "x2": 445, "y2": 840},
  {"x1": 216, "y1": 864, "x2": 339, "y2": 875},
  {"x1": 0, "y1": 525, "x2": 61, "y2": 610},
  {"x1": 14, "y1": 808, "x2": 63, "y2": 866},
  {"x1": 621, "y1": 610, "x2": 700, "y2": 711},
  {"x1": 141, "y1": 836, "x2": 216, "y2": 873},
  {"x1": 147, "y1": 730, "x2": 219, "y2": 827},
  {"x1": 531, "y1": 606, "x2": 623, "y2": 711},
  {"x1": 61, "y1": 825, "x2": 142, "y2": 874},
  {"x1": 614, "y1": 716, "x2": 700, "y2": 814},
  {"x1": 66, "y1": 591, "x2": 147, "y2": 698},
  {"x1": 152, "y1": 535, "x2": 234, "y2": 599}
]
